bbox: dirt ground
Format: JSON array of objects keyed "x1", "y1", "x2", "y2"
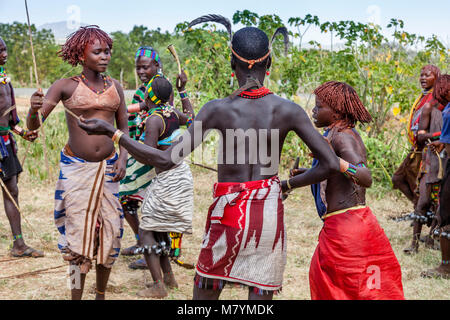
[{"x1": 0, "y1": 162, "x2": 449, "y2": 300}]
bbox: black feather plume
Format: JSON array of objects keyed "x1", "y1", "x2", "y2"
[
  {"x1": 270, "y1": 27, "x2": 289, "y2": 56},
  {"x1": 188, "y1": 14, "x2": 233, "y2": 42}
]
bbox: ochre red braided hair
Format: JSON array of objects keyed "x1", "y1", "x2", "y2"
[
  {"x1": 433, "y1": 74, "x2": 450, "y2": 106},
  {"x1": 58, "y1": 25, "x2": 113, "y2": 67},
  {"x1": 314, "y1": 81, "x2": 373, "y2": 129},
  {"x1": 421, "y1": 64, "x2": 441, "y2": 80}
]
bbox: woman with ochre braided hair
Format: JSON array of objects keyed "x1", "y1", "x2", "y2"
[
  {"x1": 291, "y1": 81, "x2": 404, "y2": 300},
  {"x1": 28, "y1": 25, "x2": 128, "y2": 300}
]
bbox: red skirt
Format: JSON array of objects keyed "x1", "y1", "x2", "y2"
[{"x1": 309, "y1": 206, "x2": 404, "y2": 300}]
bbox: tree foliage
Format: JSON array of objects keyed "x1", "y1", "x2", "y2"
[{"x1": 1, "y1": 11, "x2": 449, "y2": 193}]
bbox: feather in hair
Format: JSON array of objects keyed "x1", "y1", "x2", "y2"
[
  {"x1": 270, "y1": 27, "x2": 289, "y2": 56},
  {"x1": 188, "y1": 14, "x2": 233, "y2": 42}
]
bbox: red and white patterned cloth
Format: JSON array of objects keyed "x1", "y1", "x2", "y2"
[{"x1": 196, "y1": 176, "x2": 287, "y2": 292}]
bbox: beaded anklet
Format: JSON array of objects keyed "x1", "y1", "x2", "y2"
[
  {"x1": 442, "y1": 260, "x2": 450, "y2": 265},
  {"x1": 96, "y1": 289, "x2": 105, "y2": 295},
  {"x1": 13, "y1": 234, "x2": 23, "y2": 242}
]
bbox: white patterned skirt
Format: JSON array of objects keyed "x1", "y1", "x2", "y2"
[{"x1": 140, "y1": 161, "x2": 194, "y2": 234}]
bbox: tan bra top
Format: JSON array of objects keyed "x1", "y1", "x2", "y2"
[{"x1": 62, "y1": 77, "x2": 120, "y2": 113}]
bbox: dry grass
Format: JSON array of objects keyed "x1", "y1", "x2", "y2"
[{"x1": 0, "y1": 164, "x2": 449, "y2": 300}]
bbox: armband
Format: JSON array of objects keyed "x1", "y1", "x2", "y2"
[
  {"x1": 112, "y1": 130, "x2": 125, "y2": 144},
  {"x1": 286, "y1": 179, "x2": 292, "y2": 190},
  {"x1": 339, "y1": 158, "x2": 358, "y2": 178},
  {"x1": 431, "y1": 131, "x2": 441, "y2": 141}
]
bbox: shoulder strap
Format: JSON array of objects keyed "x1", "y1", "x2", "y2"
[
  {"x1": 149, "y1": 112, "x2": 166, "y2": 137},
  {"x1": 228, "y1": 76, "x2": 262, "y2": 100}
]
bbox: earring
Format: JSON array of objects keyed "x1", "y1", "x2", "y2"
[
  {"x1": 230, "y1": 72, "x2": 234, "y2": 87},
  {"x1": 266, "y1": 71, "x2": 270, "y2": 76},
  {"x1": 231, "y1": 72, "x2": 235, "y2": 77}
]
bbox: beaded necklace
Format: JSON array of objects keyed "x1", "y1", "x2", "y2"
[
  {"x1": 160, "y1": 104, "x2": 174, "y2": 118},
  {"x1": 0, "y1": 67, "x2": 11, "y2": 85},
  {"x1": 80, "y1": 73, "x2": 109, "y2": 94},
  {"x1": 238, "y1": 86, "x2": 273, "y2": 99}
]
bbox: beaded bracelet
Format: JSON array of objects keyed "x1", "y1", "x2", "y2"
[
  {"x1": 179, "y1": 90, "x2": 188, "y2": 100},
  {"x1": 186, "y1": 116, "x2": 193, "y2": 128},
  {"x1": 27, "y1": 111, "x2": 37, "y2": 120}
]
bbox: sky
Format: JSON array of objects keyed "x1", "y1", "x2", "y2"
[{"x1": 0, "y1": 0, "x2": 449, "y2": 46}]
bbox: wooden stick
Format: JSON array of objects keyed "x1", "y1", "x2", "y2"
[
  {"x1": 24, "y1": 0, "x2": 50, "y2": 177},
  {"x1": 167, "y1": 44, "x2": 182, "y2": 88},
  {"x1": 0, "y1": 264, "x2": 66, "y2": 280},
  {"x1": 0, "y1": 177, "x2": 38, "y2": 240},
  {"x1": 0, "y1": 175, "x2": 52, "y2": 250},
  {"x1": 185, "y1": 160, "x2": 217, "y2": 172}
]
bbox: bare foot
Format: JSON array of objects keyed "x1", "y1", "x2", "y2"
[
  {"x1": 420, "y1": 265, "x2": 450, "y2": 279},
  {"x1": 10, "y1": 245, "x2": 44, "y2": 258},
  {"x1": 138, "y1": 281, "x2": 168, "y2": 299},
  {"x1": 403, "y1": 242, "x2": 419, "y2": 255},
  {"x1": 163, "y1": 272, "x2": 178, "y2": 289}
]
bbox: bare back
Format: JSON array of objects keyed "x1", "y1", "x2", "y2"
[
  {"x1": 198, "y1": 94, "x2": 326, "y2": 183},
  {"x1": 325, "y1": 128, "x2": 368, "y2": 212}
]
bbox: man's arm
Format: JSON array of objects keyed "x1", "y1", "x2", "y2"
[
  {"x1": 79, "y1": 100, "x2": 218, "y2": 170},
  {"x1": 282, "y1": 104, "x2": 340, "y2": 191}
]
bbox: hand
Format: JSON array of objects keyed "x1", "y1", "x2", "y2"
[
  {"x1": 429, "y1": 140, "x2": 444, "y2": 153},
  {"x1": 280, "y1": 180, "x2": 292, "y2": 201},
  {"x1": 112, "y1": 155, "x2": 127, "y2": 182},
  {"x1": 139, "y1": 101, "x2": 149, "y2": 112},
  {"x1": 77, "y1": 116, "x2": 115, "y2": 137},
  {"x1": 23, "y1": 130, "x2": 38, "y2": 142},
  {"x1": 289, "y1": 167, "x2": 308, "y2": 178},
  {"x1": 176, "y1": 69, "x2": 188, "y2": 92},
  {"x1": 30, "y1": 88, "x2": 44, "y2": 112}
]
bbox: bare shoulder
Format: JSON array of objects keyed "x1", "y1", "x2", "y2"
[
  {"x1": 48, "y1": 77, "x2": 79, "y2": 99},
  {"x1": 332, "y1": 128, "x2": 365, "y2": 154},
  {"x1": 332, "y1": 127, "x2": 358, "y2": 144},
  {"x1": 422, "y1": 102, "x2": 433, "y2": 114},
  {"x1": 269, "y1": 95, "x2": 309, "y2": 122},
  {"x1": 198, "y1": 98, "x2": 224, "y2": 114},
  {"x1": 110, "y1": 78, "x2": 124, "y2": 95}
]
